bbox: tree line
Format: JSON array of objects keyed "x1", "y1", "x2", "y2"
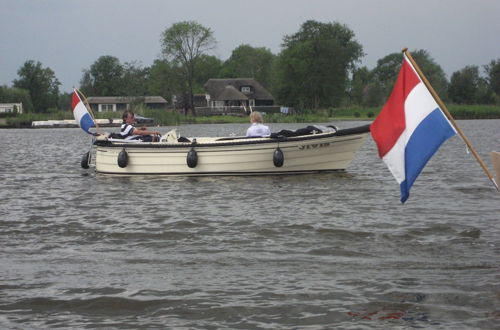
[{"x1": 1, "y1": 20, "x2": 499, "y2": 114}]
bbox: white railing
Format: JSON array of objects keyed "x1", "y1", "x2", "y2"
[{"x1": 194, "y1": 106, "x2": 292, "y2": 116}]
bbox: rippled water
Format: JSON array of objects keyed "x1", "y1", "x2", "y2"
[{"x1": 1, "y1": 120, "x2": 499, "y2": 329}]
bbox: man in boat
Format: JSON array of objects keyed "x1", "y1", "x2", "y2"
[
  {"x1": 121, "y1": 110, "x2": 161, "y2": 142},
  {"x1": 246, "y1": 111, "x2": 271, "y2": 137}
]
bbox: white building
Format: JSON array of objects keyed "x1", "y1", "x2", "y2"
[{"x1": 0, "y1": 103, "x2": 23, "y2": 114}]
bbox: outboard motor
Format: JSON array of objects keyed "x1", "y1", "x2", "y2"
[{"x1": 118, "y1": 148, "x2": 128, "y2": 168}]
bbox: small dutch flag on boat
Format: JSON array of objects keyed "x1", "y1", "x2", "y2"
[{"x1": 72, "y1": 88, "x2": 96, "y2": 135}]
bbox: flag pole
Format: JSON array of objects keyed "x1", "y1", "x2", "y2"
[
  {"x1": 402, "y1": 48, "x2": 498, "y2": 191},
  {"x1": 75, "y1": 87, "x2": 100, "y2": 133}
]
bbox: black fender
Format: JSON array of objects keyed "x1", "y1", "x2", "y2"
[
  {"x1": 118, "y1": 148, "x2": 128, "y2": 168},
  {"x1": 273, "y1": 147, "x2": 284, "y2": 167},
  {"x1": 187, "y1": 147, "x2": 198, "y2": 168},
  {"x1": 81, "y1": 151, "x2": 90, "y2": 169}
]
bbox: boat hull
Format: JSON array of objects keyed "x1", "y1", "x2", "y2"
[{"x1": 94, "y1": 126, "x2": 369, "y2": 175}]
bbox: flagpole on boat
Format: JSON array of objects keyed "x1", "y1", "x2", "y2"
[
  {"x1": 75, "y1": 87, "x2": 100, "y2": 134},
  {"x1": 402, "y1": 48, "x2": 499, "y2": 191}
]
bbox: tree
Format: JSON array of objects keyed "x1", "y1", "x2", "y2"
[
  {"x1": 372, "y1": 50, "x2": 448, "y2": 101},
  {"x1": 122, "y1": 61, "x2": 149, "y2": 96},
  {"x1": 0, "y1": 85, "x2": 34, "y2": 113},
  {"x1": 371, "y1": 53, "x2": 402, "y2": 99},
  {"x1": 161, "y1": 21, "x2": 216, "y2": 115},
  {"x1": 147, "y1": 60, "x2": 177, "y2": 102},
  {"x1": 193, "y1": 55, "x2": 223, "y2": 92},
  {"x1": 448, "y1": 66, "x2": 482, "y2": 104},
  {"x1": 13, "y1": 60, "x2": 60, "y2": 112},
  {"x1": 221, "y1": 45, "x2": 276, "y2": 88},
  {"x1": 349, "y1": 66, "x2": 379, "y2": 106},
  {"x1": 80, "y1": 55, "x2": 124, "y2": 96},
  {"x1": 57, "y1": 92, "x2": 72, "y2": 111},
  {"x1": 362, "y1": 82, "x2": 384, "y2": 107},
  {"x1": 273, "y1": 20, "x2": 363, "y2": 109},
  {"x1": 484, "y1": 59, "x2": 500, "y2": 97},
  {"x1": 411, "y1": 50, "x2": 449, "y2": 100}
]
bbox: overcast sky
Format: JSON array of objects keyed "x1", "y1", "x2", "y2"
[{"x1": 1, "y1": 0, "x2": 499, "y2": 93}]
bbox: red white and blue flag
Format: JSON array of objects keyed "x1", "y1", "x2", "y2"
[
  {"x1": 71, "y1": 88, "x2": 95, "y2": 134},
  {"x1": 370, "y1": 54, "x2": 456, "y2": 203}
]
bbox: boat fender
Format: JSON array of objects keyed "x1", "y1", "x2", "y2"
[
  {"x1": 187, "y1": 147, "x2": 198, "y2": 168},
  {"x1": 273, "y1": 147, "x2": 284, "y2": 167},
  {"x1": 118, "y1": 148, "x2": 128, "y2": 168},
  {"x1": 81, "y1": 151, "x2": 90, "y2": 169}
]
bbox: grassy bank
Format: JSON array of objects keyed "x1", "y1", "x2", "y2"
[
  {"x1": 1, "y1": 104, "x2": 499, "y2": 128},
  {"x1": 447, "y1": 104, "x2": 500, "y2": 119},
  {"x1": 323, "y1": 104, "x2": 500, "y2": 120},
  {"x1": 128, "y1": 104, "x2": 500, "y2": 125}
]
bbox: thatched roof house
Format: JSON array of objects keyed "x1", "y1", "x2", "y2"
[
  {"x1": 204, "y1": 78, "x2": 274, "y2": 107},
  {"x1": 218, "y1": 85, "x2": 248, "y2": 101}
]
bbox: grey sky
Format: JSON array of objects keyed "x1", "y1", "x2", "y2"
[{"x1": 1, "y1": 0, "x2": 499, "y2": 93}]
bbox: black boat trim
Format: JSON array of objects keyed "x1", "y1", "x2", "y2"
[
  {"x1": 94, "y1": 124, "x2": 371, "y2": 149},
  {"x1": 96, "y1": 135, "x2": 364, "y2": 154}
]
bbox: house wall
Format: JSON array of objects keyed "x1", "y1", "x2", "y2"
[
  {"x1": 0, "y1": 103, "x2": 23, "y2": 114},
  {"x1": 255, "y1": 99, "x2": 274, "y2": 106},
  {"x1": 146, "y1": 103, "x2": 168, "y2": 110},
  {"x1": 97, "y1": 104, "x2": 117, "y2": 112},
  {"x1": 90, "y1": 102, "x2": 166, "y2": 112}
]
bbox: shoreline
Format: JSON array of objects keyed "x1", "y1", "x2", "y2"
[
  {"x1": 2, "y1": 117, "x2": 499, "y2": 129},
  {"x1": 0, "y1": 118, "x2": 375, "y2": 129}
]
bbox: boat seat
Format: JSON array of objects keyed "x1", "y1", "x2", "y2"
[{"x1": 161, "y1": 129, "x2": 178, "y2": 142}]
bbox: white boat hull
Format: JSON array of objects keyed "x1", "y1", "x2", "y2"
[{"x1": 93, "y1": 125, "x2": 369, "y2": 175}]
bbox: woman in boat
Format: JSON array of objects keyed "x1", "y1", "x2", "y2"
[
  {"x1": 121, "y1": 110, "x2": 161, "y2": 142},
  {"x1": 246, "y1": 111, "x2": 271, "y2": 137}
]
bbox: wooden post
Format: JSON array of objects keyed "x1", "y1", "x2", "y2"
[
  {"x1": 491, "y1": 151, "x2": 500, "y2": 184},
  {"x1": 403, "y1": 48, "x2": 498, "y2": 191}
]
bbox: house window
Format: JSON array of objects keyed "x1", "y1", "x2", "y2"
[
  {"x1": 241, "y1": 86, "x2": 252, "y2": 93},
  {"x1": 100, "y1": 104, "x2": 114, "y2": 112}
]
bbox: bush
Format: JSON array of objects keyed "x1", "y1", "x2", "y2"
[
  {"x1": 0, "y1": 111, "x2": 18, "y2": 118},
  {"x1": 448, "y1": 104, "x2": 500, "y2": 119},
  {"x1": 144, "y1": 109, "x2": 184, "y2": 126},
  {"x1": 354, "y1": 112, "x2": 361, "y2": 118}
]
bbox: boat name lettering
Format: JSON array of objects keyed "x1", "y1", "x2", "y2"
[{"x1": 298, "y1": 143, "x2": 330, "y2": 150}]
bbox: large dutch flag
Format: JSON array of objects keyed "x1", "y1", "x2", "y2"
[
  {"x1": 72, "y1": 88, "x2": 95, "y2": 134},
  {"x1": 371, "y1": 54, "x2": 457, "y2": 203}
]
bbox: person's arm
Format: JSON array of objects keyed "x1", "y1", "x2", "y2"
[
  {"x1": 263, "y1": 125, "x2": 271, "y2": 136},
  {"x1": 132, "y1": 127, "x2": 161, "y2": 136}
]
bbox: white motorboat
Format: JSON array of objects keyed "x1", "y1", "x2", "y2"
[{"x1": 86, "y1": 124, "x2": 370, "y2": 175}]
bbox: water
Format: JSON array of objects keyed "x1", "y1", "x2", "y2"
[{"x1": 0, "y1": 120, "x2": 499, "y2": 329}]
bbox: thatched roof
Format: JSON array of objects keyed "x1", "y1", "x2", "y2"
[
  {"x1": 217, "y1": 85, "x2": 248, "y2": 101},
  {"x1": 204, "y1": 78, "x2": 273, "y2": 101},
  {"x1": 87, "y1": 96, "x2": 167, "y2": 104}
]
